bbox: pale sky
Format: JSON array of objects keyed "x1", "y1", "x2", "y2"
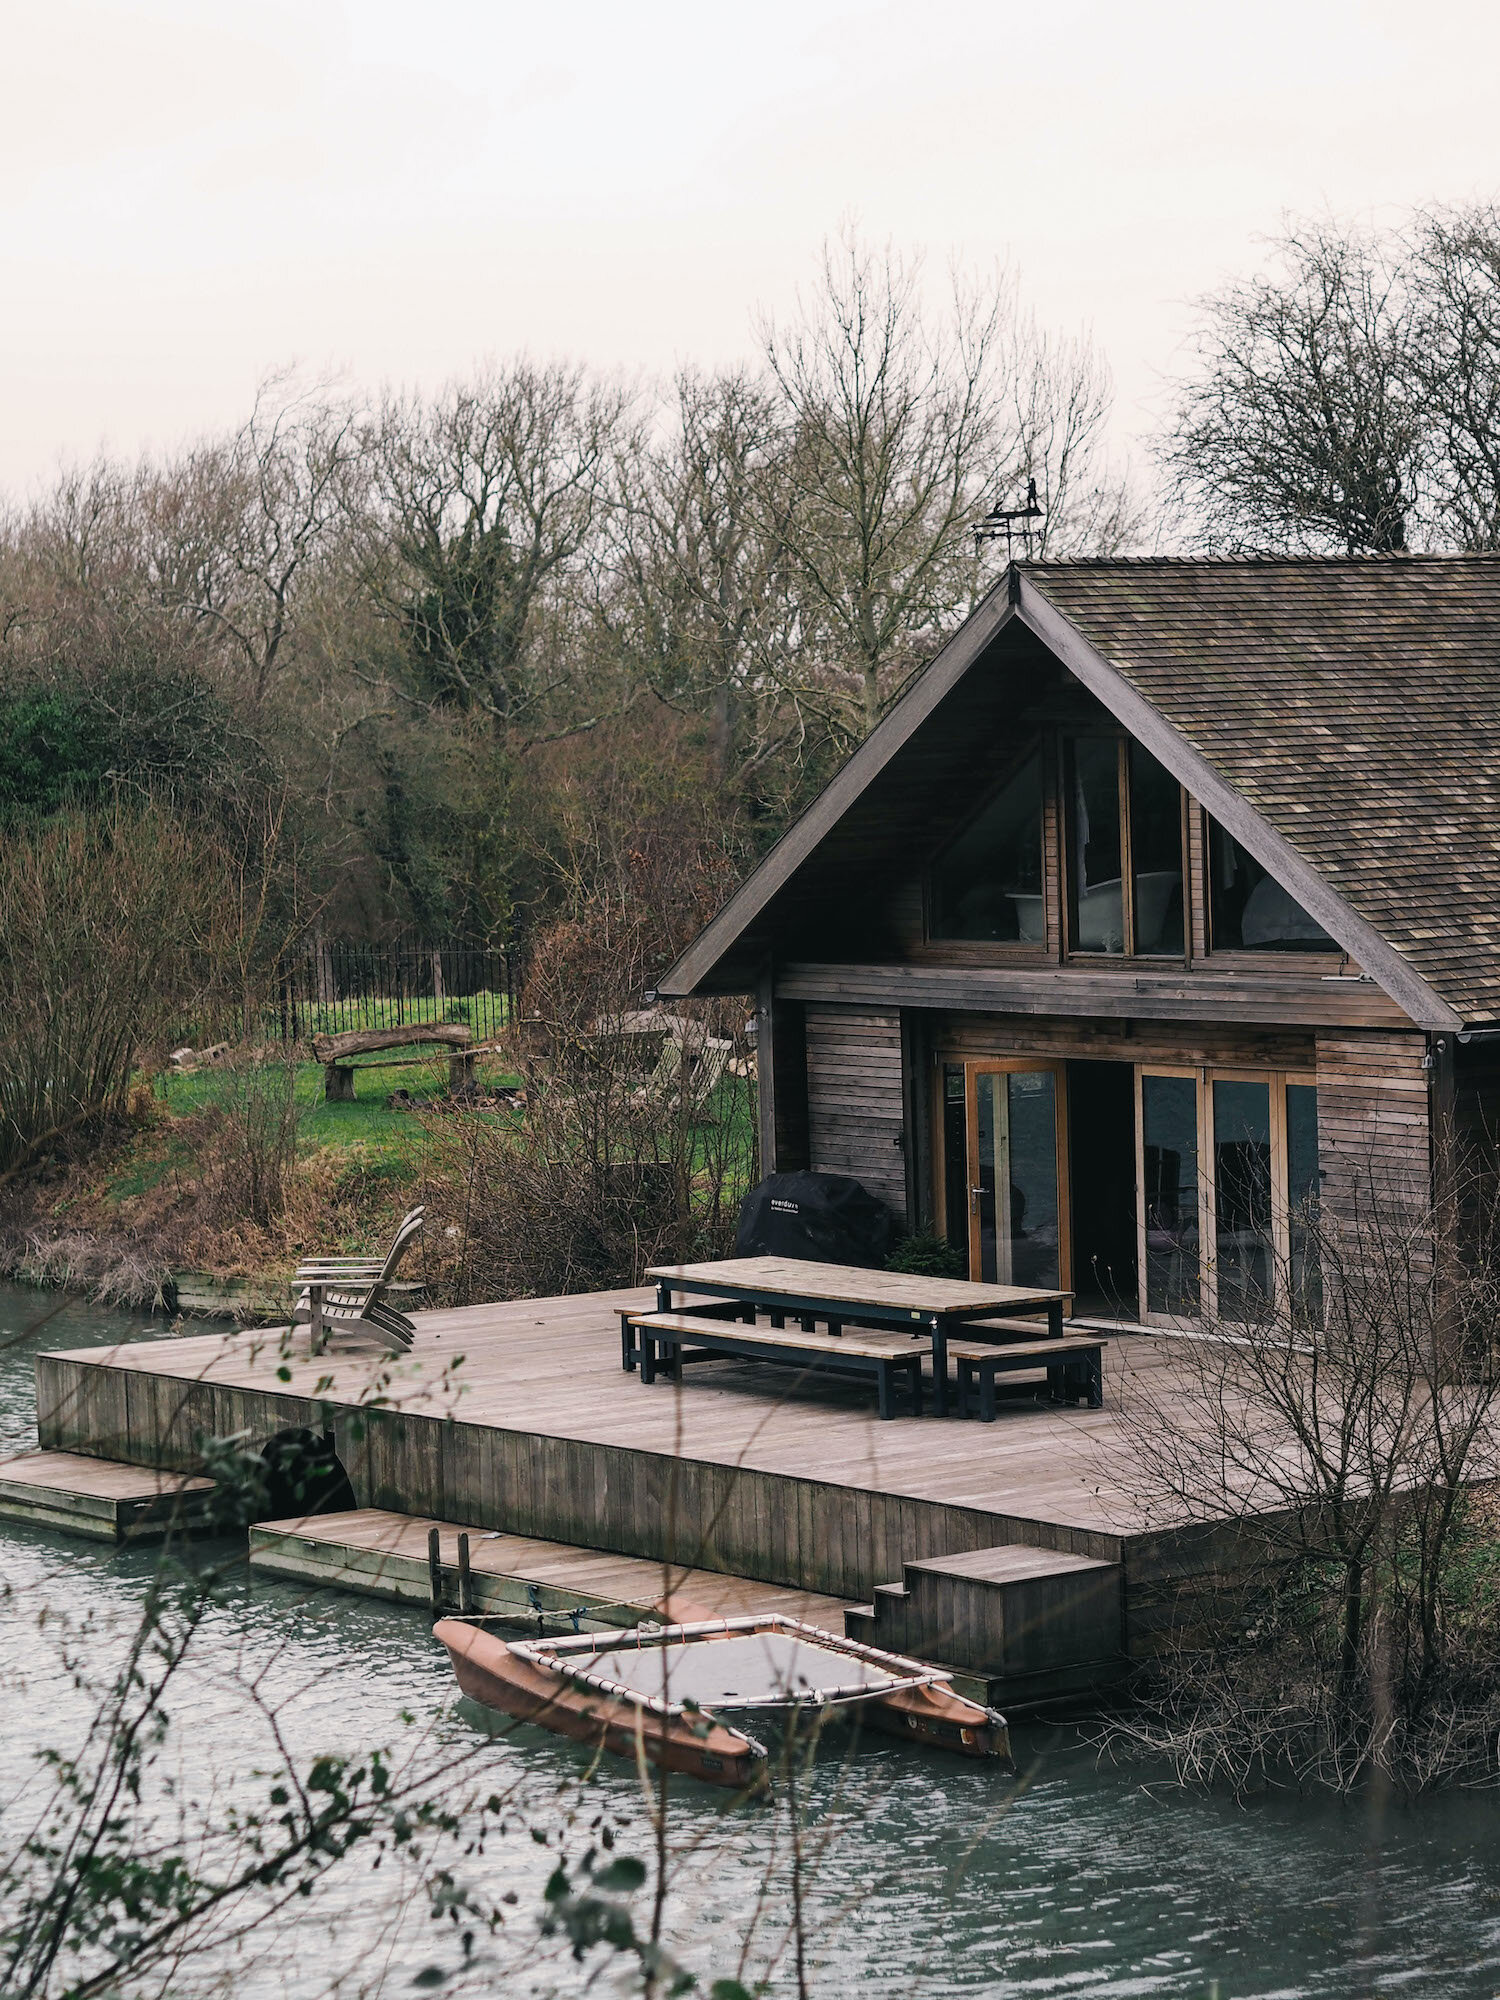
[{"x1": 5, "y1": 0, "x2": 1500, "y2": 492}]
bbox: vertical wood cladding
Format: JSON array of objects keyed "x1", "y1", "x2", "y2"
[
  {"x1": 805, "y1": 1003, "x2": 909, "y2": 1219},
  {"x1": 1315, "y1": 1030, "x2": 1432, "y2": 1222}
]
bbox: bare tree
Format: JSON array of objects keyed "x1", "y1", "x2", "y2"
[
  {"x1": 364, "y1": 361, "x2": 631, "y2": 736},
  {"x1": 1409, "y1": 201, "x2": 1500, "y2": 550},
  {"x1": 761, "y1": 229, "x2": 1132, "y2": 748},
  {"x1": 1159, "y1": 222, "x2": 1420, "y2": 555},
  {"x1": 600, "y1": 366, "x2": 802, "y2": 790}
]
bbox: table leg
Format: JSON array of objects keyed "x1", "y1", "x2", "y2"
[
  {"x1": 640, "y1": 1334, "x2": 656, "y2": 1385},
  {"x1": 1047, "y1": 1298, "x2": 1065, "y2": 1338},
  {"x1": 656, "y1": 1280, "x2": 673, "y2": 1312},
  {"x1": 876, "y1": 1362, "x2": 893, "y2": 1421},
  {"x1": 931, "y1": 1319, "x2": 949, "y2": 1418}
]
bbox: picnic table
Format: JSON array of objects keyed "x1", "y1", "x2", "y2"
[{"x1": 644, "y1": 1256, "x2": 1074, "y2": 1418}]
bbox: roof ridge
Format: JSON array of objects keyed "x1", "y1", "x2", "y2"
[{"x1": 1020, "y1": 552, "x2": 1500, "y2": 569}]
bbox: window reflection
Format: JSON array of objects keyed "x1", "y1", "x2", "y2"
[
  {"x1": 1068, "y1": 737, "x2": 1125, "y2": 952},
  {"x1": 1212, "y1": 1080, "x2": 1274, "y2": 1323},
  {"x1": 1210, "y1": 823, "x2": 1334, "y2": 952},
  {"x1": 1142, "y1": 1074, "x2": 1200, "y2": 1316},
  {"x1": 1129, "y1": 743, "x2": 1185, "y2": 955},
  {"x1": 930, "y1": 752, "x2": 1044, "y2": 942}
]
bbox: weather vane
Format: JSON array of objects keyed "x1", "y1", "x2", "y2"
[{"x1": 974, "y1": 476, "x2": 1044, "y2": 560}]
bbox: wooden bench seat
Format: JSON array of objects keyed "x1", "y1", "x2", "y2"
[
  {"x1": 617, "y1": 1299, "x2": 752, "y2": 1372},
  {"x1": 943, "y1": 1336, "x2": 1107, "y2": 1420},
  {"x1": 625, "y1": 1311, "x2": 927, "y2": 1421}
]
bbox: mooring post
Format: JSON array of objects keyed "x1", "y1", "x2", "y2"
[
  {"x1": 428, "y1": 1527, "x2": 443, "y2": 1612},
  {"x1": 457, "y1": 1532, "x2": 473, "y2": 1614}
]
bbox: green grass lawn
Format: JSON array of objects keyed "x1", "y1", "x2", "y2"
[{"x1": 158, "y1": 1053, "x2": 524, "y2": 1160}]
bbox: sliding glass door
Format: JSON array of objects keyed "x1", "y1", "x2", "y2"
[
  {"x1": 1136, "y1": 1067, "x2": 1318, "y2": 1327},
  {"x1": 962, "y1": 1061, "x2": 1069, "y2": 1289}
]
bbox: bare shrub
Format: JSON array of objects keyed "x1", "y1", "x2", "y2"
[
  {"x1": 0, "y1": 805, "x2": 222, "y2": 1182},
  {"x1": 189, "y1": 1058, "x2": 302, "y2": 1230},
  {"x1": 1103, "y1": 1146, "x2": 1500, "y2": 1793}
]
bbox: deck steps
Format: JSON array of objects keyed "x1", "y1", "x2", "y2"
[
  {"x1": 844, "y1": 1542, "x2": 1126, "y2": 1703},
  {"x1": 249, "y1": 1507, "x2": 858, "y2": 1633},
  {"x1": 0, "y1": 1449, "x2": 217, "y2": 1543}
]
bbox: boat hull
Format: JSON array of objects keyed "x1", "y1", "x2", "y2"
[
  {"x1": 434, "y1": 1618, "x2": 766, "y2": 1791},
  {"x1": 858, "y1": 1678, "x2": 1013, "y2": 1764}
]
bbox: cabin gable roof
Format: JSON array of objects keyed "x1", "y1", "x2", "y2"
[{"x1": 660, "y1": 556, "x2": 1500, "y2": 1030}]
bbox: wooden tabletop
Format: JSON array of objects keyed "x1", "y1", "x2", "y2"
[{"x1": 645, "y1": 1255, "x2": 1071, "y2": 1317}]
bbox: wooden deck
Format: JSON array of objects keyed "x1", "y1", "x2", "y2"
[
  {"x1": 0, "y1": 1447, "x2": 216, "y2": 1541},
  {"x1": 33, "y1": 1287, "x2": 1230, "y2": 1661}
]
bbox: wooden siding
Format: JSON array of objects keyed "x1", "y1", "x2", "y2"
[
  {"x1": 1315, "y1": 1030, "x2": 1432, "y2": 1224},
  {"x1": 804, "y1": 1004, "x2": 908, "y2": 1219},
  {"x1": 933, "y1": 1012, "x2": 1316, "y2": 1072},
  {"x1": 778, "y1": 960, "x2": 1409, "y2": 1029}
]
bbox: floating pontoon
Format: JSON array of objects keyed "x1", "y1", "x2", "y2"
[{"x1": 435, "y1": 1612, "x2": 1011, "y2": 1790}]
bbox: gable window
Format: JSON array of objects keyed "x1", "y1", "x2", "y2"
[
  {"x1": 1209, "y1": 822, "x2": 1335, "y2": 952},
  {"x1": 1065, "y1": 736, "x2": 1185, "y2": 956},
  {"x1": 929, "y1": 749, "x2": 1044, "y2": 942}
]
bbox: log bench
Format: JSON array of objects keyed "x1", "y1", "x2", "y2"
[
  {"x1": 946, "y1": 1335, "x2": 1107, "y2": 1420},
  {"x1": 625, "y1": 1311, "x2": 927, "y2": 1420},
  {"x1": 312, "y1": 1024, "x2": 474, "y2": 1102}
]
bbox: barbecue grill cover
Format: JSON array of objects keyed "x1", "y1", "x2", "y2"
[{"x1": 735, "y1": 1171, "x2": 894, "y2": 1268}]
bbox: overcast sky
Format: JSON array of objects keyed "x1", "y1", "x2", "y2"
[{"x1": 6, "y1": 0, "x2": 1500, "y2": 493}]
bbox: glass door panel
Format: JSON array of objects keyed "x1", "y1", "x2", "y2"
[
  {"x1": 1286, "y1": 1082, "x2": 1322, "y2": 1325},
  {"x1": 1211, "y1": 1079, "x2": 1274, "y2": 1323},
  {"x1": 1141, "y1": 1073, "x2": 1201, "y2": 1317},
  {"x1": 969, "y1": 1066, "x2": 1063, "y2": 1288}
]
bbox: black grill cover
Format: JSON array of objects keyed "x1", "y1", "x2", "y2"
[{"x1": 735, "y1": 1171, "x2": 894, "y2": 1268}]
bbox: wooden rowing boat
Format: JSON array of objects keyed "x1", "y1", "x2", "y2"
[{"x1": 434, "y1": 1612, "x2": 1011, "y2": 1790}]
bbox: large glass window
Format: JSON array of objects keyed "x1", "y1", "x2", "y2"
[
  {"x1": 929, "y1": 751, "x2": 1044, "y2": 942},
  {"x1": 1065, "y1": 736, "x2": 1185, "y2": 957},
  {"x1": 1129, "y1": 742, "x2": 1185, "y2": 955},
  {"x1": 1142, "y1": 1073, "x2": 1201, "y2": 1316},
  {"x1": 1068, "y1": 737, "x2": 1125, "y2": 952},
  {"x1": 1209, "y1": 822, "x2": 1335, "y2": 952}
]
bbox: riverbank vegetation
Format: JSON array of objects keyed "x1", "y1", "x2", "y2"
[{"x1": 1104, "y1": 1152, "x2": 1500, "y2": 1796}]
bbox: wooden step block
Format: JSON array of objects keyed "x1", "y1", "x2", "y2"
[
  {"x1": 896, "y1": 1543, "x2": 1124, "y2": 1680},
  {"x1": 0, "y1": 1449, "x2": 215, "y2": 1543}
]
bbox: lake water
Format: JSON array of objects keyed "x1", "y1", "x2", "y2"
[{"x1": 4, "y1": 1280, "x2": 1500, "y2": 1997}]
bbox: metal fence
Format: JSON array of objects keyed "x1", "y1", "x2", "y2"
[{"x1": 278, "y1": 938, "x2": 520, "y2": 1046}]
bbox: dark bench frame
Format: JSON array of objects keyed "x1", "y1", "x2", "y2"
[
  {"x1": 626, "y1": 1312, "x2": 926, "y2": 1421},
  {"x1": 951, "y1": 1339, "x2": 1106, "y2": 1421}
]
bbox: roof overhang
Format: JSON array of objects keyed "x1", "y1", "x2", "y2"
[{"x1": 658, "y1": 569, "x2": 1463, "y2": 1033}]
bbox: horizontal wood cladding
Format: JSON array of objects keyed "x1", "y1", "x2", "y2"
[
  {"x1": 777, "y1": 960, "x2": 1409, "y2": 1029},
  {"x1": 934, "y1": 1013, "x2": 1317, "y2": 1071},
  {"x1": 804, "y1": 1004, "x2": 908, "y2": 1219},
  {"x1": 1315, "y1": 1030, "x2": 1432, "y2": 1218}
]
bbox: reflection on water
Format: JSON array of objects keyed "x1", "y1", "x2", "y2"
[{"x1": 3, "y1": 1281, "x2": 1500, "y2": 1996}]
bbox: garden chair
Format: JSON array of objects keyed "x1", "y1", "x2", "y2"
[{"x1": 292, "y1": 1206, "x2": 426, "y2": 1355}]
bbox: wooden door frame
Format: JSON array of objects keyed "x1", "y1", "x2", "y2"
[{"x1": 960, "y1": 1057, "x2": 1071, "y2": 1290}]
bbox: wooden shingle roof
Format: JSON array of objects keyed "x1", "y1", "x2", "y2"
[{"x1": 1023, "y1": 556, "x2": 1500, "y2": 1025}]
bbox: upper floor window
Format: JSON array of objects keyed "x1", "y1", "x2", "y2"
[
  {"x1": 929, "y1": 749, "x2": 1044, "y2": 942},
  {"x1": 1065, "y1": 736, "x2": 1185, "y2": 956},
  {"x1": 1209, "y1": 823, "x2": 1335, "y2": 952}
]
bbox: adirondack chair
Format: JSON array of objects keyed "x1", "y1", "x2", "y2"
[{"x1": 293, "y1": 1206, "x2": 426, "y2": 1355}]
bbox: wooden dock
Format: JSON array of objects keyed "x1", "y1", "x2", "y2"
[
  {"x1": 250, "y1": 1507, "x2": 855, "y2": 1630},
  {"x1": 0, "y1": 1448, "x2": 216, "y2": 1542},
  {"x1": 29, "y1": 1287, "x2": 1237, "y2": 1694}
]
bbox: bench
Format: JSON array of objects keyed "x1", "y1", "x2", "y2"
[
  {"x1": 945, "y1": 1336, "x2": 1107, "y2": 1420},
  {"x1": 626, "y1": 1311, "x2": 927, "y2": 1420},
  {"x1": 312, "y1": 1024, "x2": 474, "y2": 1102},
  {"x1": 617, "y1": 1299, "x2": 754, "y2": 1372}
]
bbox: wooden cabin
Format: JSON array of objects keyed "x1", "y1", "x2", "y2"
[{"x1": 658, "y1": 556, "x2": 1500, "y2": 1328}]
